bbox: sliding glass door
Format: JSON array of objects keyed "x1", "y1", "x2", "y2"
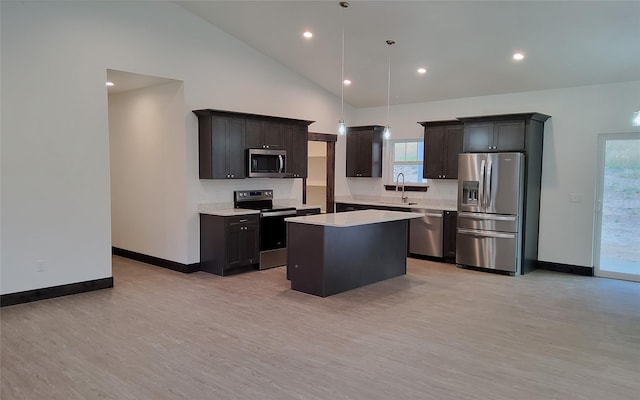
[{"x1": 594, "y1": 133, "x2": 640, "y2": 281}]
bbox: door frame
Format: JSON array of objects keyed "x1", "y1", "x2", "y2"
[
  {"x1": 593, "y1": 132, "x2": 640, "y2": 282},
  {"x1": 304, "y1": 132, "x2": 337, "y2": 213}
]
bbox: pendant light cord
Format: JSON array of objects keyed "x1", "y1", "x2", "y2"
[
  {"x1": 341, "y1": 25, "x2": 345, "y2": 120},
  {"x1": 386, "y1": 52, "x2": 391, "y2": 126}
]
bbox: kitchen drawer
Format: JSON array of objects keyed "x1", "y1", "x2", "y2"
[
  {"x1": 225, "y1": 215, "x2": 259, "y2": 227},
  {"x1": 456, "y1": 228, "x2": 518, "y2": 273}
]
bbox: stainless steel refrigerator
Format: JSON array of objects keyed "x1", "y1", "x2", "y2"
[{"x1": 456, "y1": 152, "x2": 525, "y2": 274}]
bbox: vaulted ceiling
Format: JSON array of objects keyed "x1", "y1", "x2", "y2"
[{"x1": 178, "y1": 1, "x2": 640, "y2": 108}]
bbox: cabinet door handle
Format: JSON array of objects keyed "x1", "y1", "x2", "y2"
[{"x1": 239, "y1": 219, "x2": 248, "y2": 223}]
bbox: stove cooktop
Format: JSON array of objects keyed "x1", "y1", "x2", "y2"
[{"x1": 233, "y1": 190, "x2": 295, "y2": 212}]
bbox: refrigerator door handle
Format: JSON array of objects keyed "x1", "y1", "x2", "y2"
[
  {"x1": 479, "y1": 159, "x2": 486, "y2": 210},
  {"x1": 458, "y1": 212, "x2": 516, "y2": 221},
  {"x1": 486, "y1": 160, "x2": 493, "y2": 211},
  {"x1": 458, "y1": 228, "x2": 516, "y2": 239}
]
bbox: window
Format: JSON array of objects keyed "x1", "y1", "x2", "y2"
[{"x1": 390, "y1": 139, "x2": 425, "y2": 184}]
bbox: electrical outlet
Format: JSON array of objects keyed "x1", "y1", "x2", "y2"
[
  {"x1": 36, "y1": 260, "x2": 45, "y2": 272},
  {"x1": 569, "y1": 193, "x2": 584, "y2": 203}
]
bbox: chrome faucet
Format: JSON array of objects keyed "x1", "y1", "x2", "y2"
[{"x1": 395, "y1": 172, "x2": 408, "y2": 204}]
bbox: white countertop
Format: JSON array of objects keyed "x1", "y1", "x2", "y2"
[
  {"x1": 285, "y1": 209, "x2": 423, "y2": 227},
  {"x1": 274, "y1": 203, "x2": 322, "y2": 211},
  {"x1": 197, "y1": 204, "x2": 259, "y2": 216},
  {"x1": 198, "y1": 202, "x2": 321, "y2": 216}
]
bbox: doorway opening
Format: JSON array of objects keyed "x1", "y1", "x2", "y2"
[
  {"x1": 303, "y1": 132, "x2": 337, "y2": 213},
  {"x1": 307, "y1": 141, "x2": 327, "y2": 212},
  {"x1": 594, "y1": 133, "x2": 640, "y2": 282},
  {"x1": 107, "y1": 69, "x2": 188, "y2": 267}
]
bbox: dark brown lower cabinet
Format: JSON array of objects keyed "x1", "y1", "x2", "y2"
[
  {"x1": 296, "y1": 208, "x2": 321, "y2": 216},
  {"x1": 335, "y1": 203, "x2": 369, "y2": 213},
  {"x1": 443, "y1": 210, "x2": 457, "y2": 264},
  {"x1": 200, "y1": 214, "x2": 259, "y2": 276}
]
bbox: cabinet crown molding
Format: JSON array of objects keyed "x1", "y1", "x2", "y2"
[
  {"x1": 418, "y1": 113, "x2": 551, "y2": 125},
  {"x1": 193, "y1": 109, "x2": 314, "y2": 126},
  {"x1": 418, "y1": 120, "x2": 463, "y2": 127},
  {"x1": 456, "y1": 112, "x2": 551, "y2": 123}
]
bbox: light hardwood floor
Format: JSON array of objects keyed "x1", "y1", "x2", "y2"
[{"x1": 2, "y1": 256, "x2": 639, "y2": 400}]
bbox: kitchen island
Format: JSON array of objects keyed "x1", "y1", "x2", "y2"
[{"x1": 285, "y1": 210, "x2": 422, "y2": 297}]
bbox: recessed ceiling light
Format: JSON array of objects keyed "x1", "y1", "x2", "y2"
[
  {"x1": 303, "y1": 31, "x2": 313, "y2": 39},
  {"x1": 513, "y1": 52, "x2": 525, "y2": 61},
  {"x1": 106, "y1": 81, "x2": 114, "y2": 87},
  {"x1": 343, "y1": 79, "x2": 351, "y2": 86},
  {"x1": 417, "y1": 67, "x2": 427, "y2": 74}
]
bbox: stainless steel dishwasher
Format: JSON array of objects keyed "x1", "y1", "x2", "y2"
[{"x1": 409, "y1": 209, "x2": 444, "y2": 257}]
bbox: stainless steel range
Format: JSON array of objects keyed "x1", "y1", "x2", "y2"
[{"x1": 234, "y1": 190, "x2": 297, "y2": 270}]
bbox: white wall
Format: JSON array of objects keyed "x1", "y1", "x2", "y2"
[
  {"x1": 1, "y1": 1, "x2": 347, "y2": 293},
  {"x1": 344, "y1": 82, "x2": 640, "y2": 267}
]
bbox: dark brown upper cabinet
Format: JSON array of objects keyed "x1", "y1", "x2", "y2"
[
  {"x1": 419, "y1": 120, "x2": 463, "y2": 179},
  {"x1": 193, "y1": 109, "x2": 313, "y2": 179},
  {"x1": 282, "y1": 124, "x2": 308, "y2": 178},
  {"x1": 193, "y1": 110, "x2": 245, "y2": 179},
  {"x1": 346, "y1": 125, "x2": 384, "y2": 177},
  {"x1": 459, "y1": 113, "x2": 550, "y2": 153},
  {"x1": 246, "y1": 120, "x2": 284, "y2": 150}
]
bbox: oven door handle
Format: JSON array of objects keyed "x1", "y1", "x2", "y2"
[{"x1": 261, "y1": 210, "x2": 297, "y2": 218}]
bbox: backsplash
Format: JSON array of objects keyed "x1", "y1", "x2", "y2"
[
  {"x1": 343, "y1": 178, "x2": 457, "y2": 203},
  {"x1": 196, "y1": 178, "x2": 302, "y2": 208}
]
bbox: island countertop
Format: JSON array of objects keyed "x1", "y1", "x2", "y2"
[{"x1": 285, "y1": 209, "x2": 423, "y2": 227}]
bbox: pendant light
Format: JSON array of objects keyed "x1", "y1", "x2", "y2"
[
  {"x1": 383, "y1": 39, "x2": 395, "y2": 140},
  {"x1": 337, "y1": 1, "x2": 349, "y2": 135}
]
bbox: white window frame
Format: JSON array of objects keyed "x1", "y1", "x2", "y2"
[{"x1": 385, "y1": 138, "x2": 427, "y2": 186}]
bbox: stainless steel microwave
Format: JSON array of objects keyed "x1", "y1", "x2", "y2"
[{"x1": 247, "y1": 148, "x2": 287, "y2": 178}]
